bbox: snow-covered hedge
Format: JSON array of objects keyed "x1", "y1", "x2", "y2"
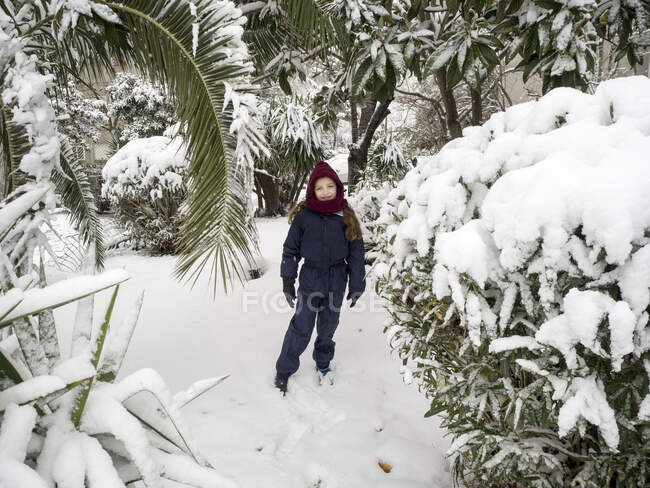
[
  {"x1": 372, "y1": 76, "x2": 650, "y2": 486},
  {"x1": 102, "y1": 136, "x2": 188, "y2": 253}
]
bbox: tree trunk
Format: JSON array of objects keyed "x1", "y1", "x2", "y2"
[
  {"x1": 255, "y1": 171, "x2": 281, "y2": 216},
  {"x1": 435, "y1": 69, "x2": 462, "y2": 139},
  {"x1": 253, "y1": 175, "x2": 263, "y2": 215},
  {"x1": 470, "y1": 87, "x2": 482, "y2": 126},
  {"x1": 350, "y1": 101, "x2": 359, "y2": 143},
  {"x1": 347, "y1": 96, "x2": 393, "y2": 190}
]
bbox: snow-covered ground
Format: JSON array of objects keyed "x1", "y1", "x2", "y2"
[{"x1": 51, "y1": 217, "x2": 452, "y2": 488}]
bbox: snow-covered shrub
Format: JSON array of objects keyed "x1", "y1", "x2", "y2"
[
  {"x1": 348, "y1": 180, "x2": 393, "y2": 262},
  {"x1": 361, "y1": 130, "x2": 410, "y2": 186},
  {"x1": 372, "y1": 76, "x2": 650, "y2": 487},
  {"x1": 102, "y1": 136, "x2": 188, "y2": 253},
  {"x1": 106, "y1": 73, "x2": 175, "y2": 145}
]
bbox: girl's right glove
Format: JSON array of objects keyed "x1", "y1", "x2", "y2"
[
  {"x1": 283, "y1": 278, "x2": 296, "y2": 307},
  {"x1": 347, "y1": 291, "x2": 362, "y2": 308}
]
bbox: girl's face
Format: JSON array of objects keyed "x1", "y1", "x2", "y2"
[{"x1": 314, "y1": 176, "x2": 337, "y2": 201}]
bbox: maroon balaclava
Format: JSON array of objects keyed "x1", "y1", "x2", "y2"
[{"x1": 304, "y1": 161, "x2": 347, "y2": 214}]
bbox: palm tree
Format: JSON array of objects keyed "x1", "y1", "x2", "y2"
[{"x1": 1, "y1": 0, "x2": 264, "y2": 291}]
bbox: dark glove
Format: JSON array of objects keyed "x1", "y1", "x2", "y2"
[
  {"x1": 283, "y1": 278, "x2": 296, "y2": 308},
  {"x1": 347, "y1": 291, "x2": 362, "y2": 308}
]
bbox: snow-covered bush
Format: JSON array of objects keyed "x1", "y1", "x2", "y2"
[
  {"x1": 361, "y1": 130, "x2": 410, "y2": 186},
  {"x1": 106, "y1": 73, "x2": 175, "y2": 145},
  {"x1": 348, "y1": 180, "x2": 393, "y2": 262},
  {"x1": 102, "y1": 136, "x2": 188, "y2": 253},
  {"x1": 372, "y1": 76, "x2": 650, "y2": 487}
]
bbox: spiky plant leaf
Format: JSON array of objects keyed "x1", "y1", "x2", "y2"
[
  {"x1": 0, "y1": 270, "x2": 129, "y2": 328},
  {"x1": 11, "y1": 318, "x2": 48, "y2": 377},
  {"x1": 52, "y1": 138, "x2": 105, "y2": 270},
  {"x1": 71, "y1": 284, "x2": 120, "y2": 427},
  {"x1": 97, "y1": 290, "x2": 144, "y2": 383},
  {"x1": 37, "y1": 257, "x2": 60, "y2": 368},
  {"x1": 0, "y1": 348, "x2": 23, "y2": 386}
]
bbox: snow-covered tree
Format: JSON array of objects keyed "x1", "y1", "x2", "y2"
[
  {"x1": 254, "y1": 95, "x2": 326, "y2": 216},
  {"x1": 106, "y1": 72, "x2": 175, "y2": 147},
  {"x1": 371, "y1": 76, "x2": 650, "y2": 486},
  {"x1": 52, "y1": 81, "x2": 108, "y2": 151},
  {"x1": 102, "y1": 135, "x2": 188, "y2": 253}
]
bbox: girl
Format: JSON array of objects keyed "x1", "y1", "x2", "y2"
[{"x1": 275, "y1": 161, "x2": 366, "y2": 394}]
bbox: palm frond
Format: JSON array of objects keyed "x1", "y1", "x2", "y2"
[
  {"x1": 52, "y1": 139, "x2": 105, "y2": 271},
  {"x1": 277, "y1": 0, "x2": 345, "y2": 54},
  {"x1": 0, "y1": 98, "x2": 30, "y2": 197},
  {"x1": 97, "y1": 0, "x2": 260, "y2": 292}
]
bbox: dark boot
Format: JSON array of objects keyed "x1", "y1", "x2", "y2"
[{"x1": 274, "y1": 374, "x2": 289, "y2": 395}]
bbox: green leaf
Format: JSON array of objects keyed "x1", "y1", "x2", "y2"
[
  {"x1": 70, "y1": 284, "x2": 120, "y2": 427},
  {"x1": 493, "y1": 17, "x2": 518, "y2": 34},
  {"x1": 352, "y1": 57, "x2": 374, "y2": 94},
  {"x1": 97, "y1": 290, "x2": 144, "y2": 383},
  {"x1": 424, "y1": 44, "x2": 457, "y2": 77},
  {"x1": 446, "y1": 58, "x2": 463, "y2": 89},
  {"x1": 476, "y1": 43, "x2": 500, "y2": 67},
  {"x1": 534, "y1": 0, "x2": 562, "y2": 10},
  {"x1": 506, "y1": 0, "x2": 525, "y2": 15},
  {"x1": 447, "y1": 0, "x2": 460, "y2": 15},
  {"x1": 278, "y1": 70, "x2": 293, "y2": 95}
]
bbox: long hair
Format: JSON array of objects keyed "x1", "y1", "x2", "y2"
[{"x1": 288, "y1": 201, "x2": 363, "y2": 241}]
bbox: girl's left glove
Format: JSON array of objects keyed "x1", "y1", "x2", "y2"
[{"x1": 347, "y1": 291, "x2": 362, "y2": 308}]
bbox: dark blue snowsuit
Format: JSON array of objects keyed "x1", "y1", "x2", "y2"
[{"x1": 276, "y1": 206, "x2": 365, "y2": 376}]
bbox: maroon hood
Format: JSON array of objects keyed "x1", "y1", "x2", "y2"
[{"x1": 305, "y1": 161, "x2": 347, "y2": 215}]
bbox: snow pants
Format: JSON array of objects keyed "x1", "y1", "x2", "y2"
[{"x1": 276, "y1": 262, "x2": 347, "y2": 376}]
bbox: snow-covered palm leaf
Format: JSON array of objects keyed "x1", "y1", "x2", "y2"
[
  {"x1": 0, "y1": 107, "x2": 30, "y2": 196},
  {"x1": 11, "y1": 317, "x2": 49, "y2": 377},
  {"x1": 172, "y1": 375, "x2": 229, "y2": 409},
  {"x1": 275, "y1": 0, "x2": 346, "y2": 54},
  {"x1": 117, "y1": 370, "x2": 206, "y2": 465},
  {"x1": 0, "y1": 270, "x2": 130, "y2": 328},
  {"x1": 242, "y1": 11, "x2": 294, "y2": 73},
  {"x1": 0, "y1": 348, "x2": 23, "y2": 386},
  {"x1": 154, "y1": 450, "x2": 237, "y2": 488},
  {"x1": 0, "y1": 289, "x2": 23, "y2": 323},
  {"x1": 52, "y1": 139, "x2": 105, "y2": 271},
  {"x1": 37, "y1": 257, "x2": 60, "y2": 369},
  {"x1": 94, "y1": 0, "x2": 260, "y2": 292},
  {"x1": 0, "y1": 374, "x2": 92, "y2": 413},
  {"x1": 0, "y1": 186, "x2": 50, "y2": 243},
  {"x1": 97, "y1": 290, "x2": 144, "y2": 383},
  {"x1": 70, "y1": 284, "x2": 120, "y2": 427}
]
